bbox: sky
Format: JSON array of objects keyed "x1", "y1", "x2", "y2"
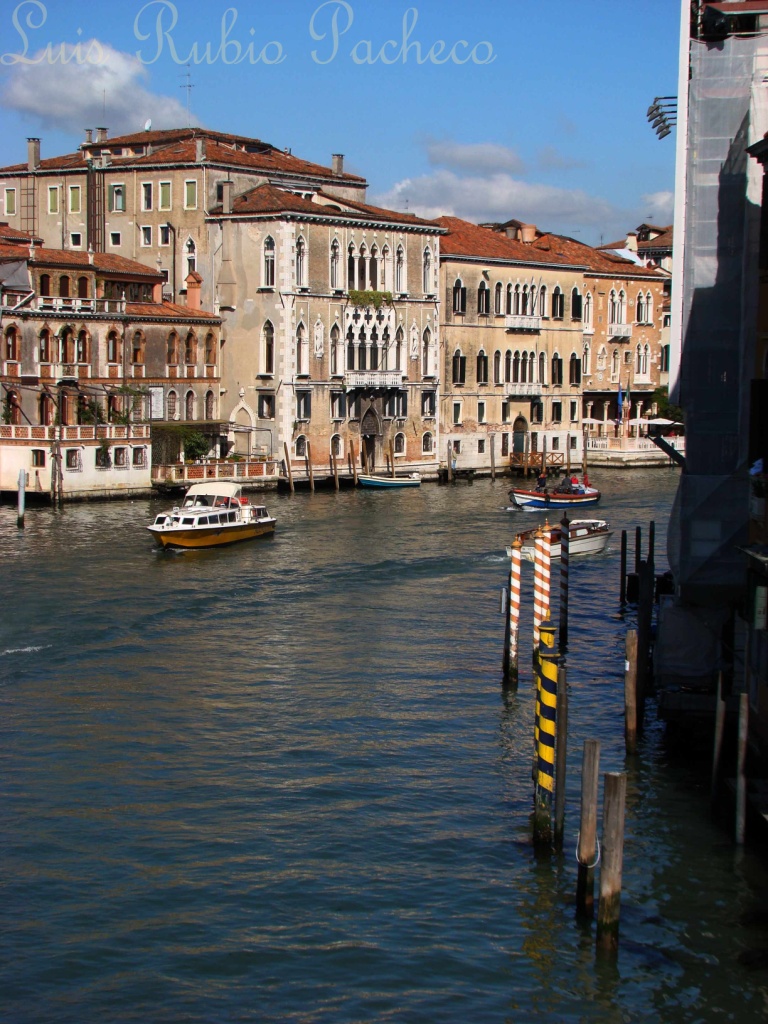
[{"x1": 0, "y1": 0, "x2": 681, "y2": 245}]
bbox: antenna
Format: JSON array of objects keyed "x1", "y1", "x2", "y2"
[{"x1": 180, "y1": 65, "x2": 194, "y2": 127}]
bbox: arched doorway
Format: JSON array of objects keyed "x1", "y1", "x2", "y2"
[
  {"x1": 233, "y1": 408, "x2": 252, "y2": 454},
  {"x1": 361, "y1": 407, "x2": 380, "y2": 471},
  {"x1": 512, "y1": 415, "x2": 528, "y2": 455}
]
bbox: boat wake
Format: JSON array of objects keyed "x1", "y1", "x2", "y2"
[{"x1": 1, "y1": 644, "x2": 52, "y2": 657}]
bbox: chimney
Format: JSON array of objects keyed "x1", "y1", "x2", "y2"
[
  {"x1": 222, "y1": 179, "x2": 233, "y2": 214},
  {"x1": 95, "y1": 127, "x2": 108, "y2": 143},
  {"x1": 196, "y1": 137, "x2": 206, "y2": 162},
  {"x1": 625, "y1": 231, "x2": 638, "y2": 252},
  {"x1": 185, "y1": 270, "x2": 202, "y2": 310},
  {"x1": 332, "y1": 153, "x2": 344, "y2": 175},
  {"x1": 520, "y1": 223, "x2": 537, "y2": 244},
  {"x1": 27, "y1": 138, "x2": 40, "y2": 171},
  {"x1": 88, "y1": 246, "x2": 95, "y2": 265},
  {"x1": 504, "y1": 225, "x2": 518, "y2": 240},
  {"x1": 84, "y1": 129, "x2": 93, "y2": 145}
]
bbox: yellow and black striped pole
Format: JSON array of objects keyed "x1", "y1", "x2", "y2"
[{"x1": 534, "y1": 621, "x2": 558, "y2": 846}]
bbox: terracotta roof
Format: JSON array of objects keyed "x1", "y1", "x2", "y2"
[
  {"x1": 125, "y1": 301, "x2": 220, "y2": 321},
  {"x1": 0, "y1": 222, "x2": 43, "y2": 245},
  {"x1": 638, "y1": 226, "x2": 673, "y2": 251},
  {"x1": 531, "y1": 232, "x2": 665, "y2": 278},
  {"x1": 211, "y1": 183, "x2": 437, "y2": 228},
  {"x1": 436, "y1": 217, "x2": 576, "y2": 265},
  {"x1": 0, "y1": 241, "x2": 162, "y2": 278},
  {"x1": 0, "y1": 152, "x2": 87, "y2": 174}
]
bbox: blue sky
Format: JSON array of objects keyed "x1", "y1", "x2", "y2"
[{"x1": 0, "y1": 0, "x2": 680, "y2": 243}]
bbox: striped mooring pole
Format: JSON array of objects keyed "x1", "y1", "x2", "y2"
[
  {"x1": 503, "y1": 536, "x2": 523, "y2": 687},
  {"x1": 559, "y1": 513, "x2": 570, "y2": 650},
  {"x1": 532, "y1": 523, "x2": 551, "y2": 648},
  {"x1": 533, "y1": 620, "x2": 558, "y2": 846}
]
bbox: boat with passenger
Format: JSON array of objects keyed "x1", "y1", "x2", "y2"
[
  {"x1": 147, "y1": 482, "x2": 276, "y2": 549},
  {"x1": 517, "y1": 519, "x2": 612, "y2": 562},
  {"x1": 509, "y1": 475, "x2": 600, "y2": 510}
]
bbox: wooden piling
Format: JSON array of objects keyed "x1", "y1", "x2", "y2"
[
  {"x1": 283, "y1": 441, "x2": 295, "y2": 493},
  {"x1": 566, "y1": 435, "x2": 571, "y2": 476},
  {"x1": 490, "y1": 432, "x2": 496, "y2": 481},
  {"x1": 389, "y1": 439, "x2": 396, "y2": 478},
  {"x1": 636, "y1": 559, "x2": 654, "y2": 722},
  {"x1": 349, "y1": 442, "x2": 358, "y2": 486},
  {"x1": 624, "y1": 629, "x2": 639, "y2": 755},
  {"x1": 524, "y1": 432, "x2": 530, "y2": 477},
  {"x1": 306, "y1": 440, "x2": 315, "y2": 492},
  {"x1": 648, "y1": 519, "x2": 656, "y2": 568},
  {"x1": 554, "y1": 663, "x2": 568, "y2": 851},
  {"x1": 17, "y1": 468, "x2": 26, "y2": 528},
  {"x1": 541, "y1": 436, "x2": 548, "y2": 477},
  {"x1": 581, "y1": 426, "x2": 588, "y2": 480},
  {"x1": 596, "y1": 772, "x2": 627, "y2": 953},
  {"x1": 447, "y1": 441, "x2": 453, "y2": 483},
  {"x1": 576, "y1": 739, "x2": 600, "y2": 919},
  {"x1": 559, "y1": 514, "x2": 570, "y2": 650},
  {"x1": 635, "y1": 526, "x2": 642, "y2": 574},
  {"x1": 736, "y1": 691, "x2": 748, "y2": 845},
  {"x1": 503, "y1": 536, "x2": 522, "y2": 688},
  {"x1": 711, "y1": 672, "x2": 726, "y2": 802},
  {"x1": 619, "y1": 530, "x2": 628, "y2": 604},
  {"x1": 331, "y1": 449, "x2": 339, "y2": 491}
]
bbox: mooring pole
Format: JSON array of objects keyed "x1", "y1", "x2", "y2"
[
  {"x1": 554, "y1": 662, "x2": 568, "y2": 851},
  {"x1": 648, "y1": 519, "x2": 656, "y2": 569},
  {"x1": 559, "y1": 514, "x2": 570, "y2": 650},
  {"x1": 576, "y1": 739, "x2": 600, "y2": 919},
  {"x1": 533, "y1": 622, "x2": 557, "y2": 847},
  {"x1": 331, "y1": 449, "x2": 339, "y2": 491},
  {"x1": 306, "y1": 440, "x2": 315, "y2": 492},
  {"x1": 635, "y1": 526, "x2": 642, "y2": 574},
  {"x1": 503, "y1": 536, "x2": 522, "y2": 688},
  {"x1": 283, "y1": 441, "x2": 295, "y2": 494},
  {"x1": 447, "y1": 441, "x2": 453, "y2": 483},
  {"x1": 17, "y1": 467, "x2": 26, "y2": 528},
  {"x1": 624, "y1": 628, "x2": 639, "y2": 755},
  {"x1": 524, "y1": 431, "x2": 530, "y2": 477},
  {"x1": 636, "y1": 559, "x2": 654, "y2": 727},
  {"x1": 532, "y1": 524, "x2": 551, "y2": 648},
  {"x1": 596, "y1": 772, "x2": 627, "y2": 953},
  {"x1": 349, "y1": 442, "x2": 358, "y2": 486},
  {"x1": 490, "y1": 432, "x2": 496, "y2": 481},
  {"x1": 389, "y1": 439, "x2": 396, "y2": 478},
  {"x1": 619, "y1": 530, "x2": 628, "y2": 604},
  {"x1": 566, "y1": 434, "x2": 571, "y2": 476}
]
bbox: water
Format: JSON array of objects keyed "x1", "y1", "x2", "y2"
[{"x1": 2, "y1": 468, "x2": 768, "y2": 1023}]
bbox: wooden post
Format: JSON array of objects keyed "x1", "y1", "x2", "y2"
[
  {"x1": 576, "y1": 739, "x2": 600, "y2": 919},
  {"x1": 596, "y1": 772, "x2": 627, "y2": 953},
  {"x1": 447, "y1": 441, "x2": 453, "y2": 483},
  {"x1": 635, "y1": 526, "x2": 642, "y2": 574},
  {"x1": 711, "y1": 671, "x2": 726, "y2": 802},
  {"x1": 581, "y1": 427, "x2": 588, "y2": 480},
  {"x1": 17, "y1": 468, "x2": 26, "y2": 528},
  {"x1": 305, "y1": 440, "x2": 315, "y2": 492},
  {"x1": 490, "y1": 432, "x2": 496, "y2": 481},
  {"x1": 559, "y1": 514, "x2": 569, "y2": 650},
  {"x1": 648, "y1": 519, "x2": 656, "y2": 569},
  {"x1": 349, "y1": 442, "x2": 359, "y2": 485},
  {"x1": 566, "y1": 434, "x2": 571, "y2": 475},
  {"x1": 331, "y1": 449, "x2": 339, "y2": 491},
  {"x1": 541, "y1": 436, "x2": 548, "y2": 477},
  {"x1": 524, "y1": 432, "x2": 530, "y2": 477},
  {"x1": 620, "y1": 530, "x2": 628, "y2": 604},
  {"x1": 636, "y1": 559, "x2": 654, "y2": 725},
  {"x1": 736, "y1": 691, "x2": 748, "y2": 845},
  {"x1": 554, "y1": 663, "x2": 568, "y2": 851},
  {"x1": 389, "y1": 439, "x2": 396, "y2": 478},
  {"x1": 503, "y1": 537, "x2": 522, "y2": 688},
  {"x1": 283, "y1": 441, "x2": 294, "y2": 494},
  {"x1": 624, "y1": 629, "x2": 638, "y2": 755}
]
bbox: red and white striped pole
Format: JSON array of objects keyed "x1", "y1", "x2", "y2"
[
  {"x1": 559, "y1": 513, "x2": 570, "y2": 649},
  {"x1": 533, "y1": 523, "x2": 551, "y2": 648},
  {"x1": 505, "y1": 536, "x2": 523, "y2": 685}
]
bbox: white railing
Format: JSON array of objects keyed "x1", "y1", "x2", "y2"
[
  {"x1": 36, "y1": 297, "x2": 126, "y2": 314},
  {"x1": 505, "y1": 314, "x2": 541, "y2": 331},
  {"x1": 504, "y1": 381, "x2": 542, "y2": 397},
  {"x1": 587, "y1": 436, "x2": 685, "y2": 453},
  {"x1": 608, "y1": 323, "x2": 632, "y2": 339},
  {"x1": 152, "y1": 458, "x2": 281, "y2": 484},
  {"x1": 344, "y1": 370, "x2": 403, "y2": 387}
]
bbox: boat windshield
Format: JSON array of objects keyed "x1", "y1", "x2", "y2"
[{"x1": 183, "y1": 493, "x2": 239, "y2": 509}]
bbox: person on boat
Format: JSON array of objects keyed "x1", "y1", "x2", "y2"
[
  {"x1": 536, "y1": 471, "x2": 547, "y2": 492},
  {"x1": 555, "y1": 476, "x2": 573, "y2": 494}
]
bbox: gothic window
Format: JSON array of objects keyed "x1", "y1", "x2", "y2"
[
  {"x1": 132, "y1": 331, "x2": 145, "y2": 364},
  {"x1": 76, "y1": 330, "x2": 88, "y2": 363},
  {"x1": 296, "y1": 323, "x2": 306, "y2": 375},
  {"x1": 422, "y1": 327, "x2": 431, "y2": 377},
  {"x1": 295, "y1": 236, "x2": 306, "y2": 288},
  {"x1": 369, "y1": 245, "x2": 378, "y2": 291},
  {"x1": 330, "y1": 239, "x2": 340, "y2": 290},
  {"x1": 39, "y1": 328, "x2": 52, "y2": 363},
  {"x1": 494, "y1": 282, "x2": 503, "y2": 315},
  {"x1": 584, "y1": 292, "x2": 593, "y2": 327},
  {"x1": 582, "y1": 342, "x2": 591, "y2": 375},
  {"x1": 551, "y1": 353, "x2": 563, "y2": 385},
  {"x1": 505, "y1": 349, "x2": 512, "y2": 383},
  {"x1": 347, "y1": 244, "x2": 356, "y2": 290},
  {"x1": 452, "y1": 278, "x2": 467, "y2": 314},
  {"x1": 539, "y1": 352, "x2": 546, "y2": 384},
  {"x1": 514, "y1": 284, "x2": 521, "y2": 315},
  {"x1": 609, "y1": 290, "x2": 618, "y2": 323},
  {"x1": 493, "y1": 350, "x2": 501, "y2": 384},
  {"x1": 347, "y1": 327, "x2": 355, "y2": 371},
  {"x1": 205, "y1": 390, "x2": 215, "y2": 419},
  {"x1": 263, "y1": 236, "x2": 275, "y2": 287},
  {"x1": 452, "y1": 348, "x2": 466, "y2": 384},
  {"x1": 5, "y1": 326, "x2": 19, "y2": 361},
  {"x1": 476, "y1": 349, "x2": 488, "y2": 384},
  {"x1": 395, "y1": 327, "x2": 403, "y2": 371},
  {"x1": 571, "y1": 287, "x2": 582, "y2": 320},
  {"x1": 185, "y1": 389, "x2": 195, "y2": 420},
  {"x1": 477, "y1": 281, "x2": 490, "y2": 315},
  {"x1": 552, "y1": 287, "x2": 564, "y2": 319},
  {"x1": 370, "y1": 327, "x2": 379, "y2": 370},
  {"x1": 358, "y1": 244, "x2": 367, "y2": 291},
  {"x1": 167, "y1": 332, "x2": 179, "y2": 365},
  {"x1": 539, "y1": 285, "x2": 547, "y2": 317},
  {"x1": 185, "y1": 332, "x2": 197, "y2": 365},
  {"x1": 513, "y1": 351, "x2": 520, "y2": 383},
  {"x1": 422, "y1": 431, "x2": 433, "y2": 454},
  {"x1": 569, "y1": 352, "x2": 581, "y2": 385},
  {"x1": 422, "y1": 246, "x2": 432, "y2": 294},
  {"x1": 263, "y1": 320, "x2": 275, "y2": 375},
  {"x1": 205, "y1": 333, "x2": 216, "y2": 365},
  {"x1": 167, "y1": 390, "x2": 177, "y2": 419},
  {"x1": 395, "y1": 245, "x2": 405, "y2": 293},
  {"x1": 636, "y1": 292, "x2": 645, "y2": 324},
  {"x1": 330, "y1": 324, "x2": 340, "y2": 375}
]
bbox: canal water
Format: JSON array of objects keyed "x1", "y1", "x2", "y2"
[{"x1": 2, "y1": 468, "x2": 768, "y2": 1023}]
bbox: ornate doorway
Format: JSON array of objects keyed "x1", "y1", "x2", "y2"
[{"x1": 361, "y1": 407, "x2": 380, "y2": 472}]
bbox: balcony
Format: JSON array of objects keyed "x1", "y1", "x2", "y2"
[
  {"x1": 504, "y1": 381, "x2": 543, "y2": 397},
  {"x1": 36, "y1": 297, "x2": 127, "y2": 314},
  {"x1": 505, "y1": 314, "x2": 541, "y2": 332},
  {"x1": 608, "y1": 323, "x2": 632, "y2": 339},
  {"x1": 344, "y1": 370, "x2": 403, "y2": 387}
]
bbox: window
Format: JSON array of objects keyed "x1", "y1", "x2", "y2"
[
  {"x1": 369, "y1": 245, "x2": 379, "y2": 290},
  {"x1": 295, "y1": 236, "x2": 306, "y2": 288},
  {"x1": 501, "y1": 401, "x2": 510, "y2": 423},
  {"x1": 452, "y1": 278, "x2": 467, "y2": 314},
  {"x1": 331, "y1": 433, "x2": 343, "y2": 458},
  {"x1": 551, "y1": 353, "x2": 563, "y2": 385},
  {"x1": 141, "y1": 226, "x2": 152, "y2": 246},
  {"x1": 159, "y1": 181, "x2": 171, "y2": 210},
  {"x1": 69, "y1": 186, "x2": 81, "y2": 214},
  {"x1": 133, "y1": 446, "x2": 147, "y2": 468},
  {"x1": 160, "y1": 225, "x2": 170, "y2": 246},
  {"x1": 571, "y1": 287, "x2": 582, "y2": 321},
  {"x1": 295, "y1": 435, "x2": 307, "y2": 457},
  {"x1": 262, "y1": 236, "x2": 275, "y2": 287},
  {"x1": 501, "y1": 433, "x2": 509, "y2": 456},
  {"x1": 330, "y1": 391, "x2": 346, "y2": 420},
  {"x1": 422, "y1": 431, "x2": 433, "y2": 454},
  {"x1": 204, "y1": 333, "x2": 216, "y2": 364},
  {"x1": 184, "y1": 179, "x2": 198, "y2": 209},
  {"x1": 584, "y1": 291, "x2": 593, "y2": 328},
  {"x1": 421, "y1": 390, "x2": 436, "y2": 417},
  {"x1": 478, "y1": 400, "x2": 486, "y2": 424},
  {"x1": 597, "y1": 346, "x2": 607, "y2": 371},
  {"x1": 477, "y1": 281, "x2": 490, "y2": 315},
  {"x1": 59, "y1": 275, "x2": 70, "y2": 298},
  {"x1": 552, "y1": 436, "x2": 560, "y2": 450},
  {"x1": 569, "y1": 353, "x2": 581, "y2": 385},
  {"x1": 65, "y1": 449, "x2": 82, "y2": 471},
  {"x1": 347, "y1": 244, "x2": 357, "y2": 290},
  {"x1": 296, "y1": 323, "x2": 307, "y2": 375},
  {"x1": 114, "y1": 446, "x2": 128, "y2": 468},
  {"x1": 394, "y1": 432, "x2": 405, "y2": 455},
  {"x1": 48, "y1": 186, "x2": 59, "y2": 214},
  {"x1": 478, "y1": 438, "x2": 486, "y2": 454},
  {"x1": 645, "y1": 291, "x2": 654, "y2": 324},
  {"x1": 110, "y1": 232, "x2": 121, "y2": 247},
  {"x1": 205, "y1": 390, "x2": 215, "y2": 420},
  {"x1": 422, "y1": 247, "x2": 432, "y2": 294},
  {"x1": 185, "y1": 332, "x2": 197, "y2": 365},
  {"x1": 539, "y1": 285, "x2": 547, "y2": 317},
  {"x1": 32, "y1": 449, "x2": 46, "y2": 467},
  {"x1": 39, "y1": 328, "x2": 52, "y2": 362},
  {"x1": 76, "y1": 330, "x2": 89, "y2": 362},
  {"x1": 167, "y1": 390, "x2": 177, "y2": 419},
  {"x1": 421, "y1": 327, "x2": 431, "y2": 377},
  {"x1": 570, "y1": 400, "x2": 578, "y2": 422},
  {"x1": 395, "y1": 245, "x2": 405, "y2": 293},
  {"x1": 552, "y1": 401, "x2": 562, "y2": 423},
  {"x1": 5, "y1": 326, "x2": 19, "y2": 361},
  {"x1": 636, "y1": 292, "x2": 645, "y2": 323},
  {"x1": 108, "y1": 184, "x2": 125, "y2": 212},
  {"x1": 453, "y1": 401, "x2": 462, "y2": 425},
  {"x1": 70, "y1": 233, "x2": 82, "y2": 248},
  {"x1": 330, "y1": 239, "x2": 340, "y2": 290},
  {"x1": 5, "y1": 188, "x2": 16, "y2": 216},
  {"x1": 296, "y1": 390, "x2": 311, "y2": 420},
  {"x1": 142, "y1": 182, "x2": 153, "y2": 211},
  {"x1": 108, "y1": 330, "x2": 121, "y2": 363},
  {"x1": 660, "y1": 344, "x2": 670, "y2": 372},
  {"x1": 582, "y1": 342, "x2": 591, "y2": 376},
  {"x1": 258, "y1": 393, "x2": 275, "y2": 419},
  {"x1": 395, "y1": 390, "x2": 408, "y2": 418},
  {"x1": 132, "y1": 331, "x2": 145, "y2": 364},
  {"x1": 494, "y1": 282, "x2": 503, "y2": 315},
  {"x1": 493, "y1": 350, "x2": 502, "y2": 384},
  {"x1": 476, "y1": 350, "x2": 488, "y2": 385},
  {"x1": 552, "y1": 287, "x2": 564, "y2": 319},
  {"x1": 185, "y1": 390, "x2": 195, "y2": 420},
  {"x1": 452, "y1": 349, "x2": 466, "y2": 385}
]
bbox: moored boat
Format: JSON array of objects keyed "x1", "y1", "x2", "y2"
[
  {"x1": 147, "y1": 482, "x2": 276, "y2": 549},
  {"x1": 508, "y1": 484, "x2": 601, "y2": 510},
  {"x1": 517, "y1": 518, "x2": 612, "y2": 562},
  {"x1": 358, "y1": 473, "x2": 421, "y2": 488}
]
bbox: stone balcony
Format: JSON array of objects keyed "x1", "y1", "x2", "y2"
[
  {"x1": 504, "y1": 381, "x2": 543, "y2": 397},
  {"x1": 36, "y1": 297, "x2": 127, "y2": 314},
  {"x1": 344, "y1": 370, "x2": 404, "y2": 387},
  {"x1": 505, "y1": 314, "x2": 541, "y2": 332},
  {"x1": 608, "y1": 323, "x2": 632, "y2": 339}
]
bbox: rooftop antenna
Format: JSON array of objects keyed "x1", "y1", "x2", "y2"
[{"x1": 180, "y1": 65, "x2": 194, "y2": 127}]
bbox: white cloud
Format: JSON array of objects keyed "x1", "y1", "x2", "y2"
[
  {"x1": 639, "y1": 190, "x2": 674, "y2": 223},
  {"x1": 1, "y1": 41, "x2": 193, "y2": 135},
  {"x1": 426, "y1": 139, "x2": 526, "y2": 175}
]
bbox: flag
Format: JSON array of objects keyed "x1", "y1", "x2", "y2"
[{"x1": 617, "y1": 381, "x2": 623, "y2": 421}]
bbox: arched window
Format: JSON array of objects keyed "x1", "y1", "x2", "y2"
[
  {"x1": 552, "y1": 286, "x2": 564, "y2": 319},
  {"x1": 263, "y1": 236, "x2": 275, "y2": 287},
  {"x1": 618, "y1": 290, "x2": 627, "y2": 324},
  {"x1": 422, "y1": 327, "x2": 431, "y2": 377},
  {"x1": 39, "y1": 391, "x2": 54, "y2": 426},
  {"x1": 107, "y1": 330, "x2": 121, "y2": 364},
  {"x1": 77, "y1": 276, "x2": 88, "y2": 299},
  {"x1": 493, "y1": 350, "x2": 501, "y2": 384},
  {"x1": 608, "y1": 289, "x2": 618, "y2": 323},
  {"x1": 539, "y1": 352, "x2": 546, "y2": 384},
  {"x1": 167, "y1": 390, "x2": 177, "y2": 420},
  {"x1": 295, "y1": 236, "x2": 306, "y2": 287},
  {"x1": 584, "y1": 292, "x2": 593, "y2": 327},
  {"x1": 204, "y1": 332, "x2": 216, "y2": 365},
  {"x1": 476, "y1": 348, "x2": 488, "y2": 385},
  {"x1": 395, "y1": 327, "x2": 403, "y2": 371},
  {"x1": 477, "y1": 281, "x2": 489, "y2": 315},
  {"x1": 381, "y1": 244, "x2": 391, "y2": 291},
  {"x1": 59, "y1": 275, "x2": 70, "y2": 298},
  {"x1": 330, "y1": 239, "x2": 340, "y2": 290},
  {"x1": 185, "y1": 389, "x2": 195, "y2": 421},
  {"x1": 330, "y1": 324, "x2": 340, "y2": 375},
  {"x1": 569, "y1": 352, "x2": 581, "y2": 385},
  {"x1": 522, "y1": 285, "x2": 529, "y2": 315},
  {"x1": 636, "y1": 292, "x2": 645, "y2": 324},
  {"x1": 395, "y1": 245, "x2": 405, "y2": 293},
  {"x1": 452, "y1": 278, "x2": 466, "y2": 314},
  {"x1": 39, "y1": 328, "x2": 52, "y2": 363},
  {"x1": 494, "y1": 282, "x2": 503, "y2": 315},
  {"x1": 205, "y1": 390, "x2": 214, "y2": 419},
  {"x1": 186, "y1": 238, "x2": 196, "y2": 275},
  {"x1": 295, "y1": 434, "x2": 307, "y2": 457},
  {"x1": 645, "y1": 291, "x2": 653, "y2": 324},
  {"x1": 263, "y1": 320, "x2": 274, "y2": 375},
  {"x1": 39, "y1": 273, "x2": 51, "y2": 297},
  {"x1": 296, "y1": 323, "x2": 306, "y2": 375},
  {"x1": 185, "y1": 332, "x2": 197, "y2": 365},
  {"x1": 539, "y1": 285, "x2": 547, "y2": 317},
  {"x1": 531, "y1": 285, "x2": 538, "y2": 313},
  {"x1": 506, "y1": 283, "x2": 513, "y2": 315},
  {"x1": 6, "y1": 389, "x2": 21, "y2": 425},
  {"x1": 347, "y1": 243, "x2": 356, "y2": 290},
  {"x1": 520, "y1": 351, "x2": 529, "y2": 383},
  {"x1": 5, "y1": 326, "x2": 19, "y2": 361},
  {"x1": 331, "y1": 433, "x2": 342, "y2": 457},
  {"x1": 571, "y1": 287, "x2": 582, "y2": 320},
  {"x1": 642, "y1": 343, "x2": 649, "y2": 375},
  {"x1": 394, "y1": 431, "x2": 405, "y2": 454},
  {"x1": 513, "y1": 350, "x2": 520, "y2": 383},
  {"x1": 420, "y1": 431, "x2": 432, "y2": 455},
  {"x1": 612, "y1": 349, "x2": 620, "y2": 379},
  {"x1": 358, "y1": 244, "x2": 367, "y2": 290},
  {"x1": 452, "y1": 348, "x2": 466, "y2": 385},
  {"x1": 504, "y1": 349, "x2": 512, "y2": 383},
  {"x1": 347, "y1": 327, "x2": 355, "y2": 371},
  {"x1": 514, "y1": 284, "x2": 521, "y2": 315},
  {"x1": 132, "y1": 330, "x2": 145, "y2": 364},
  {"x1": 582, "y1": 341, "x2": 591, "y2": 376},
  {"x1": 59, "y1": 326, "x2": 74, "y2": 363},
  {"x1": 551, "y1": 353, "x2": 563, "y2": 385},
  {"x1": 370, "y1": 327, "x2": 379, "y2": 370},
  {"x1": 422, "y1": 246, "x2": 432, "y2": 294},
  {"x1": 357, "y1": 326, "x2": 367, "y2": 371},
  {"x1": 381, "y1": 326, "x2": 390, "y2": 370},
  {"x1": 76, "y1": 330, "x2": 88, "y2": 363},
  {"x1": 167, "y1": 331, "x2": 179, "y2": 365},
  {"x1": 597, "y1": 346, "x2": 607, "y2": 371}
]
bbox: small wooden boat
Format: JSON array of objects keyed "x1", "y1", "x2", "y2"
[
  {"x1": 358, "y1": 473, "x2": 421, "y2": 488},
  {"x1": 517, "y1": 519, "x2": 612, "y2": 562},
  {"x1": 508, "y1": 484, "x2": 600, "y2": 510},
  {"x1": 147, "y1": 482, "x2": 276, "y2": 549}
]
